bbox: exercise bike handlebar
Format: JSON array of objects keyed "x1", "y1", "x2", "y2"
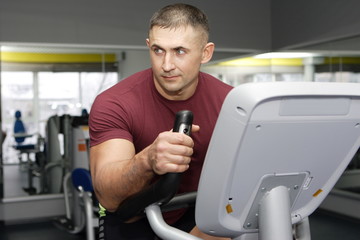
[{"x1": 115, "y1": 110, "x2": 194, "y2": 222}]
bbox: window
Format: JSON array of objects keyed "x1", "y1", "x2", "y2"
[{"x1": 1, "y1": 71, "x2": 118, "y2": 163}]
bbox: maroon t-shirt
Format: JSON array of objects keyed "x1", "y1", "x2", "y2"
[{"x1": 89, "y1": 68, "x2": 233, "y2": 223}]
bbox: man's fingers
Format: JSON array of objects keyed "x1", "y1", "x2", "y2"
[
  {"x1": 191, "y1": 124, "x2": 200, "y2": 133},
  {"x1": 161, "y1": 131, "x2": 194, "y2": 147}
]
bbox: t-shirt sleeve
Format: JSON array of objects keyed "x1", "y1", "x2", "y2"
[{"x1": 89, "y1": 93, "x2": 133, "y2": 147}]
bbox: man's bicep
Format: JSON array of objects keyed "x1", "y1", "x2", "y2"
[{"x1": 90, "y1": 138, "x2": 136, "y2": 175}]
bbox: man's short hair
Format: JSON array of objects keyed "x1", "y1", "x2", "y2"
[{"x1": 149, "y1": 3, "x2": 210, "y2": 44}]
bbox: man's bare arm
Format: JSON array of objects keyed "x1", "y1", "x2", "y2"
[
  {"x1": 90, "y1": 127, "x2": 199, "y2": 212},
  {"x1": 90, "y1": 138, "x2": 153, "y2": 212}
]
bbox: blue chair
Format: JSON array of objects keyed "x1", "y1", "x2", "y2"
[
  {"x1": 13, "y1": 110, "x2": 40, "y2": 195},
  {"x1": 72, "y1": 168, "x2": 94, "y2": 193},
  {"x1": 13, "y1": 110, "x2": 38, "y2": 149},
  {"x1": 58, "y1": 168, "x2": 98, "y2": 240}
]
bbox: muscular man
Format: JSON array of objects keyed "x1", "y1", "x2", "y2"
[{"x1": 89, "y1": 3, "x2": 233, "y2": 239}]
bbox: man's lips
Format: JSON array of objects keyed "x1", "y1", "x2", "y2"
[{"x1": 162, "y1": 75, "x2": 178, "y2": 80}]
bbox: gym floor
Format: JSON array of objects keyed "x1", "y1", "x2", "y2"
[{"x1": 1, "y1": 209, "x2": 360, "y2": 240}]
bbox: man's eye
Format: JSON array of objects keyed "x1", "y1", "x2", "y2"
[
  {"x1": 154, "y1": 48, "x2": 164, "y2": 54},
  {"x1": 177, "y1": 49, "x2": 186, "y2": 55}
]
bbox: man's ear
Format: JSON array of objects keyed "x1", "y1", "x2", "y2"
[
  {"x1": 146, "y1": 38, "x2": 150, "y2": 48},
  {"x1": 201, "y1": 42, "x2": 215, "y2": 64}
]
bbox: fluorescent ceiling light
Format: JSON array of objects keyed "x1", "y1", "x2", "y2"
[{"x1": 254, "y1": 52, "x2": 319, "y2": 59}]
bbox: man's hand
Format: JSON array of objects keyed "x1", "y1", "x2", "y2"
[{"x1": 148, "y1": 124, "x2": 200, "y2": 175}]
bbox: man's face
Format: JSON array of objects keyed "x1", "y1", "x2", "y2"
[{"x1": 147, "y1": 25, "x2": 210, "y2": 100}]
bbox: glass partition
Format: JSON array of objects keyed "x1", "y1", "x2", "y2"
[
  {"x1": 0, "y1": 45, "x2": 119, "y2": 198},
  {"x1": 202, "y1": 53, "x2": 360, "y2": 85},
  {"x1": 1, "y1": 41, "x2": 360, "y2": 201}
]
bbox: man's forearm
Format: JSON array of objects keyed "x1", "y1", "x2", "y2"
[
  {"x1": 92, "y1": 145, "x2": 155, "y2": 212},
  {"x1": 91, "y1": 130, "x2": 196, "y2": 212}
]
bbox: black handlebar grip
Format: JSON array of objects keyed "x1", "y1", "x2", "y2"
[
  {"x1": 115, "y1": 110, "x2": 193, "y2": 221},
  {"x1": 173, "y1": 110, "x2": 193, "y2": 135}
]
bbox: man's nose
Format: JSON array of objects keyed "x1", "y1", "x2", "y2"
[{"x1": 162, "y1": 53, "x2": 176, "y2": 72}]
